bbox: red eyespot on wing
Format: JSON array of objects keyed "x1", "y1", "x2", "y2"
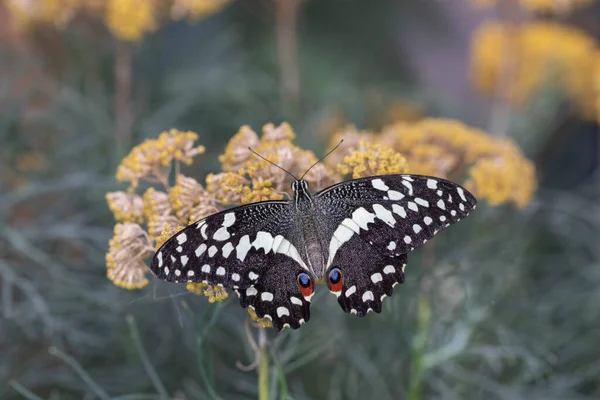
[
  {"x1": 328, "y1": 268, "x2": 343, "y2": 292},
  {"x1": 297, "y1": 273, "x2": 314, "y2": 298}
]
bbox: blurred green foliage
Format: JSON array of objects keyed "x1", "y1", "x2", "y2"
[{"x1": 1, "y1": 1, "x2": 599, "y2": 399}]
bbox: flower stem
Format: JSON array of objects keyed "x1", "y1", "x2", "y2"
[
  {"x1": 115, "y1": 41, "x2": 133, "y2": 150},
  {"x1": 274, "y1": 0, "x2": 301, "y2": 108},
  {"x1": 408, "y1": 244, "x2": 436, "y2": 400},
  {"x1": 258, "y1": 328, "x2": 269, "y2": 400}
]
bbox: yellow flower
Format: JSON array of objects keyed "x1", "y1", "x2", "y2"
[
  {"x1": 468, "y1": 0, "x2": 596, "y2": 13},
  {"x1": 337, "y1": 140, "x2": 409, "y2": 179},
  {"x1": 330, "y1": 118, "x2": 537, "y2": 209},
  {"x1": 470, "y1": 21, "x2": 598, "y2": 119},
  {"x1": 186, "y1": 282, "x2": 229, "y2": 302},
  {"x1": 106, "y1": 191, "x2": 144, "y2": 223},
  {"x1": 171, "y1": 0, "x2": 233, "y2": 20},
  {"x1": 247, "y1": 307, "x2": 273, "y2": 328},
  {"x1": 206, "y1": 172, "x2": 249, "y2": 205},
  {"x1": 106, "y1": 223, "x2": 153, "y2": 289},
  {"x1": 105, "y1": 0, "x2": 158, "y2": 42},
  {"x1": 116, "y1": 129, "x2": 205, "y2": 190}
]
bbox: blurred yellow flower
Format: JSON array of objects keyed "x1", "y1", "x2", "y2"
[
  {"x1": 469, "y1": 0, "x2": 596, "y2": 13},
  {"x1": 470, "y1": 21, "x2": 598, "y2": 119},
  {"x1": 330, "y1": 118, "x2": 537, "y2": 209},
  {"x1": 105, "y1": 0, "x2": 157, "y2": 42},
  {"x1": 186, "y1": 282, "x2": 229, "y2": 302},
  {"x1": 248, "y1": 307, "x2": 273, "y2": 328},
  {"x1": 6, "y1": 0, "x2": 80, "y2": 28},
  {"x1": 171, "y1": 0, "x2": 233, "y2": 20}
]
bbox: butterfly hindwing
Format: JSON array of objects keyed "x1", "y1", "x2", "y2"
[
  {"x1": 328, "y1": 235, "x2": 406, "y2": 316},
  {"x1": 238, "y1": 253, "x2": 312, "y2": 330}
]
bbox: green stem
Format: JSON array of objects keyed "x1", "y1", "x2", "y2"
[
  {"x1": 408, "y1": 285, "x2": 432, "y2": 400},
  {"x1": 258, "y1": 328, "x2": 269, "y2": 400}
]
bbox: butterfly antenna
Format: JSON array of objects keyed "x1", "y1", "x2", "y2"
[
  {"x1": 300, "y1": 139, "x2": 344, "y2": 180},
  {"x1": 248, "y1": 147, "x2": 299, "y2": 181}
]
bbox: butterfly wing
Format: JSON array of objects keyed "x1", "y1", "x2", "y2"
[
  {"x1": 150, "y1": 201, "x2": 312, "y2": 330},
  {"x1": 315, "y1": 174, "x2": 476, "y2": 315}
]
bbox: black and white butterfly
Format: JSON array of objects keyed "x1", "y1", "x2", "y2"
[{"x1": 150, "y1": 174, "x2": 476, "y2": 331}]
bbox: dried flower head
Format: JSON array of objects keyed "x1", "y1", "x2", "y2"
[
  {"x1": 186, "y1": 282, "x2": 229, "y2": 303},
  {"x1": 219, "y1": 125, "x2": 260, "y2": 172},
  {"x1": 106, "y1": 223, "x2": 154, "y2": 289},
  {"x1": 170, "y1": 174, "x2": 219, "y2": 224},
  {"x1": 248, "y1": 307, "x2": 274, "y2": 328},
  {"x1": 106, "y1": 191, "x2": 144, "y2": 223}
]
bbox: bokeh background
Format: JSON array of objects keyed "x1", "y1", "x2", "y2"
[{"x1": 1, "y1": 0, "x2": 599, "y2": 399}]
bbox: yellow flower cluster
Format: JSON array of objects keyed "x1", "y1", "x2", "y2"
[
  {"x1": 337, "y1": 140, "x2": 409, "y2": 179},
  {"x1": 116, "y1": 128, "x2": 205, "y2": 190},
  {"x1": 469, "y1": 0, "x2": 596, "y2": 13},
  {"x1": 105, "y1": 122, "x2": 337, "y2": 329},
  {"x1": 470, "y1": 21, "x2": 599, "y2": 120},
  {"x1": 6, "y1": 0, "x2": 232, "y2": 41},
  {"x1": 105, "y1": 0, "x2": 157, "y2": 42},
  {"x1": 329, "y1": 118, "x2": 537, "y2": 209},
  {"x1": 214, "y1": 122, "x2": 339, "y2": 205}
]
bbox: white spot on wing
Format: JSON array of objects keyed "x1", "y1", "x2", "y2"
[
  {"x1": 415, "y1": 197, "x2": 429, "y2": 207},
  {"x1": 201, "y1": 264, "x2": 211, "y2": 273},
  {"x1": 175, "y1": 269, "x2": 181, "y2": 276},
  {"x1": 372, "y1": 178, "x2": 389, "y2": 191},
  {"x1": 177, "y1": 233, "x2": 187, "y2": 244},
  {"x1": 187, "y1": 270, "x2": 194, "y2": 277},
  {"x1": 290, "y1": 296, "x2": 302, "y2": 305},
  {"x1": 252, "y1": 231, "x2": 274, "y2": 254},
  {"x1": 437, "y1": 199, "x2": 446, "y2": 210},
  {"x1": 427, "y1": 179, "x2": 438, "y2": 189},
  {"x1": 249, "y1": 271, "x2": 259, "y2": 280},
  {"x1": 424, "y1": 216, "x2": 433, "y2": 225},
  {"x1": 181, "y1": 255, "x2": 189, "y2": 266},
  {"x1": 157, "y1": 252, "x2": 163, "y2": 267},
  {"x1": 413, "y1": 224, "x2": 422, "y2": 234},
  {"x1": 352, "y1": 207, "x2": 376, "y2": 230},
  {"x1": 402, "y1": 180, "x2": 413, "y2": 195},
  {"x1": 371, "y1": 272, "x2": 383, "y2": 283},
  {"x1": 208, "y1": 246, "x2": 217, "y2": 257},
  {"x1": 213, "y1": 227, "x2": 230, "y2": 241},
  {"x1": 404, "y1": 236, "x2": 412, "y2": 244},
  {"x1": 457, "y1": 187, "x2": 467, "y2": 202},
  {"x1": 232, "y1": 273, "x2": 240, "y2": 281},
  {"x1": 362, "y1": 291, "x2": 374, "y2": 302},
  {"x1": 223, "y1": 212, "x2": 236, "y2": 227},
  {"x1": 383, "y1": 265, "x2": 395, "y2": 274},
  {"x1": 408, "y1": 202, "x2": 418, "y2": 212},
  {"x1": 261, "y1": 292, "x2": 274, "y2": 302},
  {"x1": 246, "y1": 287, "x2": 257, "y2": 296},
  {"x1": 388, "y1": 190, "x2": 404, "y2": 200},
  {"x1": 200, "y1": 223, "x2": 208, "y2": 240},
  {"x1": 236, "y1": 235, "x2": 251, "y2": 261},
  {"x1": 164, "y1": 266, "x2": 169, "y2": 275},
  {"x1": 392, "y1": 204, "x2": 407, "y2": 218},
  {"x1": 345, "y1": 285, "x2": 356, "y2": 297},
  {"x1": 373, "y1": 204, "x2": 396, "y2": 227},
  {"x1": 195, "y1": 243, "x2": 207, "y2": 257},
  {"x1": 277, "y1": 306, "x2": 290, "y2": 317},
  {"x1": 216, "y1": 267, "x2": 225, "y2": 276},
  {"x1": 176, "y1": 246, "x2": 183, "y2": 253},
  {"x1": 222, "y1": 242, "x2": 234, "y2": 258},
  {"x1": 387, "y1": 241, "x2": 396, "y2": 250}
]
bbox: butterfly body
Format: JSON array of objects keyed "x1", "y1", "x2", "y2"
[{"x1": 151, "y1": 174, "x2": 476, "y2": 331}]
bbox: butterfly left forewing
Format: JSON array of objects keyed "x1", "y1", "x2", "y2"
[{"x1": 315, "y1": 174, "x2": 476, "y2": 315}]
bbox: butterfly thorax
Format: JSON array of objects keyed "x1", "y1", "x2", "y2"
[{"x1": 292, "y1": 180, "x2": 326, "y2": 280}]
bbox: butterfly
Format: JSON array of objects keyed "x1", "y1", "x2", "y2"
[{"x1": 150, "y1": 173, "x2": 476, "y2": 331}]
